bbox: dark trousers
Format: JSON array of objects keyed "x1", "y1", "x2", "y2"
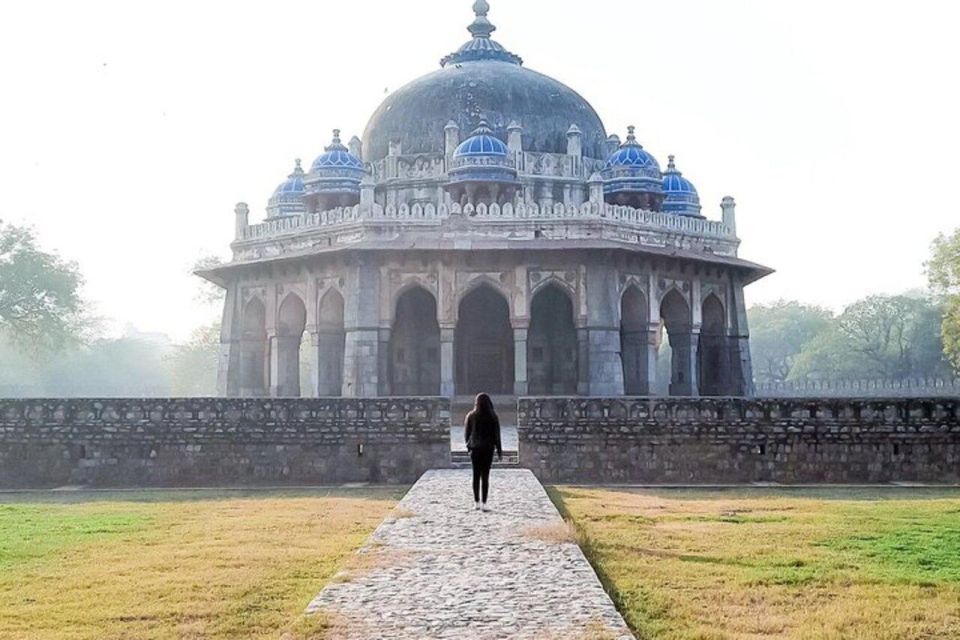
[{"x1": 470, "y1": 448, "x2": 495, "y2": 503}]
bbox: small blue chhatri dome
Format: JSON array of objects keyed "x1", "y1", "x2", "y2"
[
  {"x1": 448, "y1": 121, "x2": 517, "y2": 186},
  {"x1": 304, "y1": 130, "x2": 366, "y2": 204},
  {"x1": 310, "y1": 130, "x2": 364, "y2": 172},
  {"x1": 601, "y1": 126, "x2": 663, "y2": 207},
  {"x1": 662, "y1": 155, "x2": 703, "y2": 218},
  {"x1": 454, "y1": 121, "x2": 510, "y2": 158},
  {"x1": 267, "y1": 159, "x2": 306, "y2": 218}
]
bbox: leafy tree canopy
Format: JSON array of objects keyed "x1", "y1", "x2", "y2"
[
  {"x1": 748, "y1": 300, "x2": 833, "y2": 383},
  {"x1": 927, "y1": 230, "x2": 960, "y2": 371},
  {"x1": 0, "y1": 220, "x2": 87, "y2": 349},
  {"x1": 790, "y1": 294, "x2": 950, "y2": 381}
]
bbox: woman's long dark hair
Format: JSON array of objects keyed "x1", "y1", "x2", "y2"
[{"x1": 472, "y1": 393, "x2": 497, "y2": 420}]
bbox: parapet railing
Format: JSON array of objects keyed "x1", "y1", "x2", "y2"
[
  {"x1": 755, "y1": 378, "x2": 960, "y2": 398},
  {"x1": 239, "y1": 201, "x2": 734, "y2": 242},
  {"x1": 517, "y1": 396, "x2": 960, "y2": 425}
]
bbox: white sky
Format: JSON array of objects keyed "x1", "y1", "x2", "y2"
[{"x1": 1, "y1": 0, "x2": 958, "y2": 341}]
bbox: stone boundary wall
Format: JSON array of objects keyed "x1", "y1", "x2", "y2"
[
  {"x1": 755, "y1": 378, "x2": 960, "y2": 398},
  {"x1": 518, "y1": 397, "x2": 960, "y2": 484},
  {"x1": 0, "y1": 398, "x2": 450, "y2": 489}
]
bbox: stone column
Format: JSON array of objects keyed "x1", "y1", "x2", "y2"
[
  {"x1": 440, "y1": 327, "x2": 456, "y2": 397},
  {"x1": 377, "y1": 328, "x2": 391, "y2": 396},
  {"x1": 644, "y1": 323, "x2": 660, "y2": 396},
  {"x1": 342, "y1": 260, "x2": 382, "y2": 397},
  {"x1": 315, "y1": 329, "x2": 346, "y2": 397},
  {"x1": 669, "y1": 329, "x2": 700, "y2": 397},
  {"x1": 217, "y1": 283, "x2": 241, "y2": 397},
  {"x1": 513, "y1": 327, "x2": 528, "y2": 396},
  {"x1": 728, "y1": 272, "x2": 755, "y2": 397},
  {"x1": 583, "y1": 260, "x2": 626, "y2": 396},
  {"x1": 270, "y1": 334, "x2": 302, "y2": 398}
]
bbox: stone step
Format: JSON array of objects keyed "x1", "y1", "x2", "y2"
[{"x1": 450, "y1": 451, "x2": 520, "y2": 466}]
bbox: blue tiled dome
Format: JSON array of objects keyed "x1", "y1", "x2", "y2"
[
  {"x1": 454, "y1": 122, "x2": 509, "y2": 158},
  {"x1": 267, "y1": 160, "x2": 307, "y2": 218},
  {"x1": 448, "y1": 121, "x2": 517, "y2": 186},
  {"x1": 311, "y1": 130, "x2": 364, "y2": 172},
  {"x1": 662, "y1": 155, "x2": 703, "y2": 217},
  {"x1": 600, "y1": 127, "x2": 663, "y2": 201},
  {"x1": 603, "y1": 127, "x2": 661, "y2": 173},
  {"x1": 304, "y1": 130, "x2": 366, "y2": 201}
]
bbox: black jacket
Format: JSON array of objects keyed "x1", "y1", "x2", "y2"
[{"x1": 465, "y1": 411, "x2": 502, "y2": 457}]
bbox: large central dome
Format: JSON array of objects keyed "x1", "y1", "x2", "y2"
[{"x1": 362, "y1": 1, "x2": 607, "y2": 162}]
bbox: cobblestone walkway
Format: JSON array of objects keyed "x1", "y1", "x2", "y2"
[{"x1": 307, "y1": 469, "x2": 633, "y2": 640}]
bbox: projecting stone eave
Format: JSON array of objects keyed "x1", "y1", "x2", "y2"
[{"x1": 196, "y1": 238, "x2": 773, "y2": 288}]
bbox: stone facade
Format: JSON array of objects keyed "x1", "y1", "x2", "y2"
[
  {"x1": 518, "y1": 397, "x2": 960, "y2": 484},
  {"x1": 0, "y1": 398, "x2": 449, "y2": 489},
  {"x1": 198, "y1": 2, "x2": 772, "y2": 402}
]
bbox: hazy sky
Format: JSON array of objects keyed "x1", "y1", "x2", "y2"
[{"x1": 1, "y1": 0, "x2": 958, "y2": 341}]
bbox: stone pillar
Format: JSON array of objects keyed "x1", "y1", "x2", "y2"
[
  {"x1": 722, "y1": 196, "x2": 737, "y2": 238},
  {"x1": 342, "y1": 260, "x2": 382, "y2": 397},
  {"x1": 440, "y1": 327, "x2": 456, "y2": 397},
  {"x1": 377, "y1": 328, "x2": 391, "y2": 396},
  {"x1": 315, "y1": 329, "x2": 346, "y2": 397},
  {"x1": 348, "y1": 136, "x2": 363, "y2": 160},
  {"x1": 669, "y1": 329, "x2": 700, "y2": 397},
  {"x1": 270, "y1": 334, "x2": 301, "y2": 398},
  {"x1": 513, "y1": 327, "x2": 528, "y2": 396},
  {"x1": 644, "y1": 324, "x2": 660, "y2": 395},
  {"x1": 217, "y1": 283, "x2": 241, "y2": 397},
  {"x1": 728, "y1": 272, "x2": 755, "y2": 397},
  {"x1": 234, "y1": 202, "x2": 249, "y2": 241},
  {"x1": 584, "y1": 261, "x2": 626, "y2": 396},
  {"x1": 445, "y1": 121, "x2": 460, "y2": 157},
  {"x1": 588, "y1": 173, "x2": 604, "y2": 207}
]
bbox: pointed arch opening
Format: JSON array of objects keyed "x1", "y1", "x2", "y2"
[
  {"x1": 316, "y1": 289, "x2": 345, "y2": 396},
  {"x1": 620, "y1": 285, "x2": 650, "y2": 395},
  {"x1": 699, "y1": 294, "x2": 727, "y2": 396},
  {"x1": 528, "y1": 284, "x2": 579, "y2": 395},
  {"x1": 276, "y1": 293, "x2": 307, "y2": 397},
  {"x1": 660, "y1": 289, "x2": 695, "y2": 396},
  {"x1": 389, "y1": 287, "x2": 441, "y2": 395},
  {"x1": 455, "y1": 285, "x2": 514, "y2": 396}
]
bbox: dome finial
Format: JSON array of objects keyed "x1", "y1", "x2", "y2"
[
  {"x1": 332, "y1": 129, "x2": 342, "y2": 144},
  {"x1": 292, "y1": 158, "x2": 304, "y2": 176},
  {"x1": 468, "y1": 0, "x2": 496, "y2": 39},
  {"x1": 667, "y1": 155, "x2": 677, "y2": 171}
]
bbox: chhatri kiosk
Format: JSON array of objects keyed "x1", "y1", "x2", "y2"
[{"x1": 199, "y1": 1, "x2": 772, "y2": 400}]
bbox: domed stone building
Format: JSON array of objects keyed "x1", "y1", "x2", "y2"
[{"x1": 200, "y1": 1, "x2": 772, "y2": 399}]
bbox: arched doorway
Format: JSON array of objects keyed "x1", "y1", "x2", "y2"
[
  {"x1": 316, "y1": 289, "x2": 345, "y2": 396},
  {"x1": 620, "y1": 285, "x2": 650, "y2": 395},
  {"x1": 455, "y1": 286, "x2": 514, "y2": 395},
  {"x1": 239, "y1": 298, "x2": 267, "y2": 397},
  {"x1": 528, "y1": 284, "x2": 579, "y2": 395},
  {"x1": 660, "y1": 289, "x2": 695, "y2": 396},
  {"x1": 275, "y1": 294, "x2": 306, "y2": 397},
  {"x1": 389, "y1": 287, "x2": 441, "y2": 395},
  {"x1": 698, "y1": 294, "x2": 727, "y2": 396}
]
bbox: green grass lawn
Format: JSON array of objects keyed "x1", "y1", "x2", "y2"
[
  {"x1": 552, "y1": 487, "x2": 960, "y2": 640},
  {"x1": 0, "y1": 488, "x2": 401, "y2": 640}
]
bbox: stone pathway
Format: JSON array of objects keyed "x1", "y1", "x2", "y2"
[{"x1": 307, "y1": 469, "x2": 633, "y2": 640}]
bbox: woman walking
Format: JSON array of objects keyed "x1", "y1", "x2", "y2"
[{"x1": 464, "y1": 393, "x2": 503, "y2": 511}]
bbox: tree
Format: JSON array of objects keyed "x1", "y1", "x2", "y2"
[
  {"x1": 790, "y1": 294, "x2": 950, "y2": 381},
  {"x1": 0, "y1": 220, "x2": 87, "y2": 349},
  {"x1": 748, "y1": 301, "x2": 833, "y2": 383},
  {"x1": 927, "y1": 230, "x2": 960, "y2": 372},
  {"x1": 164, "y1": 322, "x2": 221, "y2": 396}
]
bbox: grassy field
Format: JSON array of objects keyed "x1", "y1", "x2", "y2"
[
  {"x1": 0, "y1": 488, "x2": 401, "y2": 640},
  {"x1": 553, "y1": 487, "x2": 960, "y2": 640}
]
